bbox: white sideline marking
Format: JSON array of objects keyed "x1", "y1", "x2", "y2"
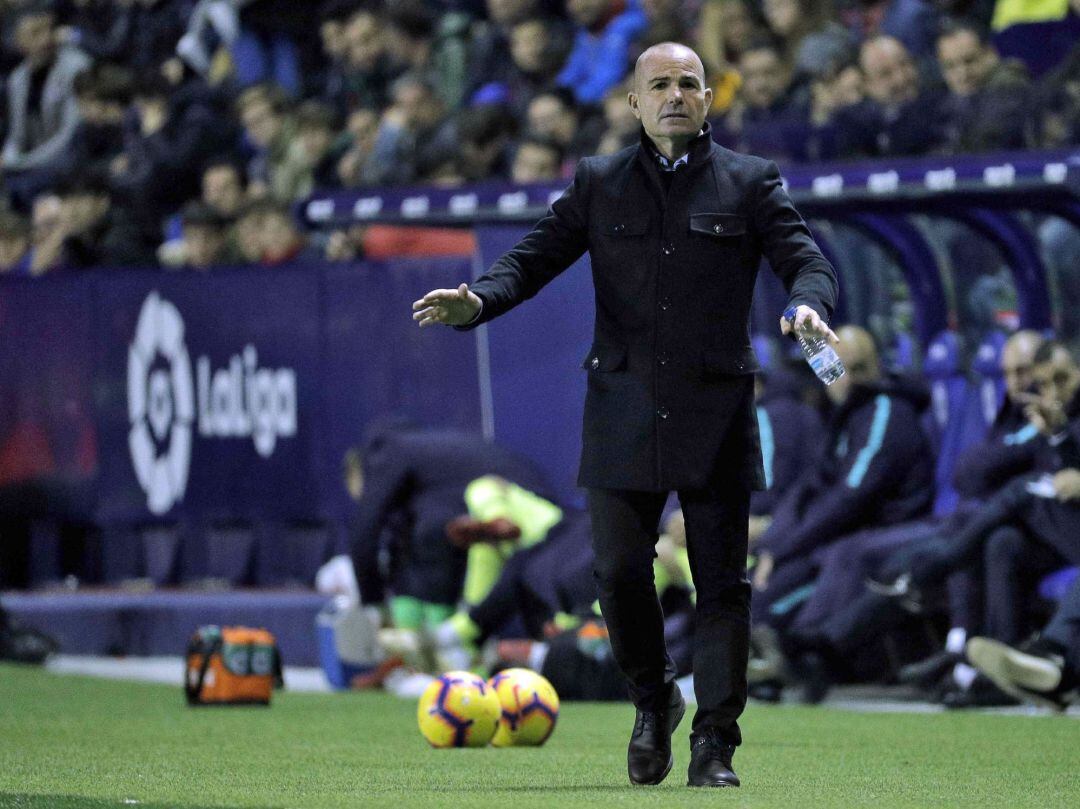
[{"x1": 46, "y1": 654, "x2": 333, "y2": 693}]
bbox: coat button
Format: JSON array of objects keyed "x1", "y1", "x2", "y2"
[
  {"x1": 662, "y1": 244, "x2": 674, "y2": 255},
  {"x1": 659, "y1": 297, "x2": 671, "y2": 311},
  {"x1": 735, "y1": 360, "x2": 744, "y2": 370},
  {"x1": 657, "y1": 352, "x2": 670, "y2": 366},
  {"x1": 657, "y1": 407, "x2": 670, "y2": 420},
  {"x1": 614, "y1": 224, "x2": 625, "y2": 234},
  {"x1": 713, "y1": 223, "x2": 724, "y2": 234},
  {"x1": 590, "y1": 356, "x2": 600, "y2": 369}
]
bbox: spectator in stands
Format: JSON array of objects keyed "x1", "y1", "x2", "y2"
[
  {"x1": 53, "y1": 173, "x2": 152, "y2": 268},
  {"x1": 1, "y1": 2, "x2": 92, "y2": 207},
  {"x1": 125, "y1": 0, "x2": 191, "y2": 74},
  {"x1": 25, "y1": 190, "x2": 65, "y2": 274},
  {"x1": 557, "y1": 0, "x2": 647, "y2": 105},
  {"x1": 334, "y1": 106, "x2": 380, "y2": 189},
  {"x1": 841, "y1": 0, "x2": 942, "y2": 60},
  {"x1": 751, "y1": 326, "x2": 934, "y2": 637},
  {"x1": 697, "y1": 0, "x2": 763, "y2": 70},
  {"x1": 109, "y1": 69, "x2": 235, "y2": 233},
  {"x1": 232, "y1": 0, "x2": 311, "y2": 97},
  {"x1": 333, "y1": 8, "x2": 396, "y2": 113},
  {"x1": 936, "y1": 21, "x2": 1031, "y2": 153},
  {"x1": 317, "y1": 0, "x2": 361, "y2": 107},
  {"x1": 1029, "y1": 43, "x2": 1080, "y2": 149},
  {"x1": 988, "y1": 0, "x2": 1080, "y2": 79},
  {"x1": 596, "y1": 79, "x2": 640, "y2": 155},
  {"x1": 56, "y1": 0, "x2": 132, "y2": 63},
  {"x1": 275, "y1": 100, "x2": 341, "y2": 202},
  {"x1": 634, "y1": 0, "x2": 693, "y2": 57},
  {"x1": 236, "y1": 83, "x2": 296, "y2": 201},
  {"x1": 0, "y1": 210, "x2": 31, "y2": 275},
  {"x1": 362, "y1": 76, "x2": 451, "y2": 187},
  {"x1": 257, "y1": 199, "x2": 320, "y2": 267},
  {"x1": 525, "y1": 88, "x2": 600, "y2": 162},
  {"x1": 833, "y1": 35, "x2": 944, "y2": 157},
  {"x1": 761, "y1": 0, "x2": 855, "y2": 81},
  {"x1": 201, "y1": 159, "x2": 247, "y2": 220},
  {"x1": 511, "y1": 136, "x2": 564, "y2": 183},
  {"x1": 468, "y1": 0, "x2": 547, "y2": 97},
  {"x1": 795, "y1": 54, "x2": 865, "y2": 161},
  {"x1": 718, "y1": 39, "x2": 803, "y2": 161},
  {"x1": 456, "y1": 103, "x2": 517, "y2": 182},
  {"x1": 385, "y1": 0, "x2": 469, "y2": 111},
  {"x1": 177, "y1": 200, "x2": 233, "y2": 270},
  {"x1": 233, "y1": 199, "x2": 267, "y2": 264},
  {"x1": 64, "y1": 64, "x2": 132, "y2": 182},
  {"x1": 499, "y1": 17, "x2": 570, "y2": 118}
]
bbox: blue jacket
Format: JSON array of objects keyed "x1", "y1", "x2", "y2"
[
  {"x1": 758, "y1": 375, "x2": 934, "y2": 564},
  {"x1": 952, "y1": 399, "x2": 1041, "y2": 500},
  {"x1": 752, "y1": 372, "x2": 824, "y2": 516},
  {"x1": 556, "y1": 4, "x2": 647, "y2": 105}
]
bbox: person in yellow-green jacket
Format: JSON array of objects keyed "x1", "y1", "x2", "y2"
[
  {"x1": 433, "y1": 505, "x2": 695, "y2": 672},
  {"x1": 345, "y1": 424, "x2": 557, "y2": 635}
]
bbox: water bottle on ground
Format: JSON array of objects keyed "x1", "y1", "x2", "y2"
[{"x1": 784, "y1": 306, "x2": 844, "y2": 385}]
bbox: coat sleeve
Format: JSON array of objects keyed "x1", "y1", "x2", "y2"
[
  {"x1": 349, "y1": 443, "x2": 411, "y2": 605},
  {"x1": 759, "y1": 395, "x2": 917, "y2": 564},
  {"x1": 951, "y1": 423, "x2": 1040, "y2": 499},
  {"x1": 456, "y1": 159, "x2": 591, "y2": 330},
  {"x1": 751, "y1": 160, "x2": 838, "y2": 323}
]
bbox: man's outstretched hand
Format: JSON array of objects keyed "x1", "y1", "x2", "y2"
[
  {"x1": 779, "y1": 305, "x2": 839, "y2": 344},
  {"x1": 412, "y1": 283, "x2": 482, "y2": 327}
]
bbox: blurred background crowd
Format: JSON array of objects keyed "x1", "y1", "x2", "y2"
[{"x1": 0, "y1": 0, "x2": 1077, "y2": 275}]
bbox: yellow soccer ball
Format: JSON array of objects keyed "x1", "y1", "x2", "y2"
[
  {"x1": 488, "y1": 668, "x2": 560, "y2": 747},
  {"x1": 417, "y1": 670, "x2": 501, "y2": 748}
]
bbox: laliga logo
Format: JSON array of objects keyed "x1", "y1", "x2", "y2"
[
  {"x1": 128, "y1": 292, "x2": 298, "y2": 515},
  {"x1": 128, "y1": 292, "x2": 195, "y2": 515}
]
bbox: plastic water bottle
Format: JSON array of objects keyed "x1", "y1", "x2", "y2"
[{"x1": 784, "y1": 306, "x2": 845, "y2": 385}]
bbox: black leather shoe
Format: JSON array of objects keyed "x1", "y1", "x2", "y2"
[
  {"x1": 627, "y1": 686, "x2": 685, "y2": 785},
  {"x1": 687, "y1": 730, "x2": 739, "y2": 787},
  {"x1": 898, "y1": 650, "x2": 962, "y2": 689},
  {"x1": 939, "y1": 673, "x2": 1019, "y2": 709}
]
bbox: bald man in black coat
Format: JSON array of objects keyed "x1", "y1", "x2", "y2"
[{"x1": 413, "y1": 42, "x2": 838, "y2": 788}]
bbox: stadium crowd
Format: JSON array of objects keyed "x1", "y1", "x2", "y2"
[{"x1": 0, "y1": 0, "x2": 1078, "y2": 273}]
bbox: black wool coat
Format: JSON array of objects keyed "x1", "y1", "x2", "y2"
[{"x1": 460, "y1": 126, "x2": 838, "y2": 492}]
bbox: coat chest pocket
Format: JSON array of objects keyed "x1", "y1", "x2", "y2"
[{"x1": 690, "y1": 213, "x2": 747, "y2": 239}]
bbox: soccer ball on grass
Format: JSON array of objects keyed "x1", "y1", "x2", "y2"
[
  {"x1": 488, "y1": 667, "x2": 559, "y2": 747},
  {"x1": 417, "y1": 670, "x2": 501, "y2": 748}
]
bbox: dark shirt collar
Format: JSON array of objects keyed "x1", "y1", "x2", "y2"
[{"x1": 640, "y1": 122, "x2": 714, "y2": 170}]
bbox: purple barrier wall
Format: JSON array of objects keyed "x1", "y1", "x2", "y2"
[{"x1": 0, "y1": 259, "x2": 483, "y2": 528}]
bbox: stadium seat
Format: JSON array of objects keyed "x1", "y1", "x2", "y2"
[
  {"x1": 922, "y1": 331, "x2": 968, "y2": 517},
  {"x1": 970, "y1": 331, "x2": 1007, "y2": 429}
]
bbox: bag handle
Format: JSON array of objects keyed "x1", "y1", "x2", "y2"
[{"x1": 185, "y1": 633, "x2": 223, "y2": 705}]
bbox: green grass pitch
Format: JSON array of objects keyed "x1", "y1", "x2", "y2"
[{"x1": 2, "y1": 664, "x2": 1079, "y2": 808}]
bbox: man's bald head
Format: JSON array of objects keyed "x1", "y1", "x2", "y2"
[
  {"x1": 826, "y1": 325, "x2": 881, "y2": 404},
  {"x1": 634, "y1": 43, "x2": 706, "y2": 92},
  {"x1": 628, "y1": 42, "x2": 712, "y2": 155},
  {"x1": 1002, "y1": 329, "x2": 1043, "y2": 400}
]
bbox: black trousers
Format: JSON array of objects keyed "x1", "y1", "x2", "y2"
[{"x1": 587, "y1": 483, "x2": 751, "y2": 746}]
